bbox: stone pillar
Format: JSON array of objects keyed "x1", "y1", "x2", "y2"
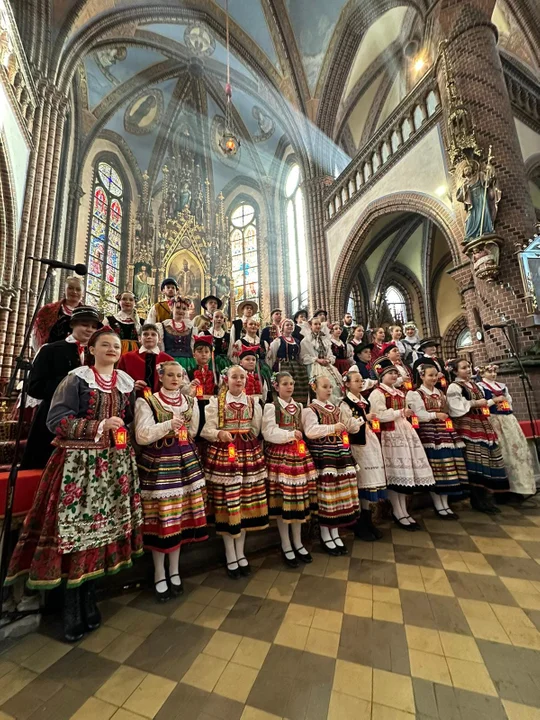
[
  {"x1": 302, "y1": 174, "x2": 333, "y2": 315},
  {"x1": 435, "y1": 0, "x2": 540, "y2": 416}
]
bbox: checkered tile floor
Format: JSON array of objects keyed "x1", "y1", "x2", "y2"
[{"x1": 3, "y1": 503, "x2": 540, "y2": 719}]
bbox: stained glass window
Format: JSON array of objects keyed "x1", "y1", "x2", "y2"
[
  {"x1": 385, "y1": 285, "x2": 408, "y2": 323},
  {"x1": 285, "y1": 164, "x2": 308, "y2": 313},
  {"x1": 86, "y1": 161, "x2": 125, "y2": 313},
  {"x1": 230, "y1": 203, "x2": 259, "y2": 313}
]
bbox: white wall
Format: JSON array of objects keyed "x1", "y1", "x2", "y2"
[
  {"x1": 0, "y1": 83, "x2": 31, "y2": 233},
  {"x1": 515, "y1": 118, "x2": 540, "y2": 162}
]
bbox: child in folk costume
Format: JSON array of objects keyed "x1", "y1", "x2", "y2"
[
  {"x1": 201, "y1": 365, "x2": 269, "y2": 578},
  {"x1": 157, "y1": 296, "x2": 196, "y2": 374},
  {"x1": 300, "y1": 316, "x2": 344, "y2": 404},
  {"x1": 478, "y1": 364, "x2": 536, "y2": 498},
  {"x1": 446, "y1": 359, "x2": 509, "y2": 514},
  {"x1": 340, "y1": 367, "x2": 387, "y2": 541},
  {"x1": 303, "y1": 376, "x2": 360, "y2": 556},
  {"x1": 402, "y1": 322, "x2": 422, "y2": 365},
  {"x1": 6, "y1": 329, "x2": 144, "y2": 642},
  {"x1": 135, "y1": 361, "x2": 208, "y2": 602},
  {"x1": 370, "y1": 327, "x2": 387, "y2": 363},
  {"x1": 262, "y1": 372, "x2": 318, "y2": 567},
  {"x1": 106, "y1": 291, "x2": 141, "y2": 355},
  {"x1": 330, "y1": 322, "x2": 353, "y2": 375},
  {"x1": 188, "y1": 335, "x2": 218, "y2": 439},
  {"x1": 266, "y1": 318, "x2": 310, "y2": 404},
  {"x1": 239, "y1": 344, "x2": 268, "y2": 403},
  {"x1": 347, "y1": 324, "x2": 366, "y2": 355},
  {"x1": 383, "y1": 343, "x2": 415, "y2": 391},
  {"x1": 368, "y1": 359, "x2": 435, "y2": 531},
  {"x1": 209, "y1": 309, "x2": 231, "y2": 375},
  {"x1": 388, "y1": 325, "x2": 408, "y2": 359},
  {"x1": 407, "y1": 364, "x2": 469, "y2": 519},
  {"x1": 230, "y1": 299, "x2": 259, "y2": 358}
]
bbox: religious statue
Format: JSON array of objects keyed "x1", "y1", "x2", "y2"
[
  {"x1": 179, "y1": 180, "x2": 192, "y2": 211},
  {"x1": 456, "y1": 153, "x2": 501, "y2": 242},
  {"x1": 178, "y1": 259, "x2": 195, "y2": 297},
  {"x1": 133, "y1": 263, "x2": 154, "y2": 316}
]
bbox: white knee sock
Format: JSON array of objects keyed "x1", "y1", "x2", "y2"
[
  {"x1": 291, "y1": 523, "x2": 308, "y2": 555},
  {"x1": 277, "y1": 517, "x2": 295, "y2": 559},
  {"x1": 388, "y1": 490, "x2": 411, "y2": 525},
  {"x1": 330, "y1": 527, "x2": 344, "y2": 547},
  {"x1": 320, "y1": 525, "x2": 336, "y2": 548},
  {"x1": 431, "y1": 492, "x2": 445, "y2": 511},
  {"x1": 441, "y1": 494, "x2": 453, "y2": 512},
  {"x1": 234, "y1": 530, "x2": 248, "y2": 567},
  {"x1": 168, "y1": 548, "x2": 181, "y2": 586},
  {"x1": 223, "y1": 535, "x2": 238, "y2": 570},
  {"x1": 152, "y1": 551, "x2": 167, "y2": 592},
  {"x1": 361, "y1": 499, "x2": 371, "y2": 511}
]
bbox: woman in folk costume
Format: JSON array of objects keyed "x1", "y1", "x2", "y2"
[
  {"x1": 157, "y1": 296, "x2": 196, "y2": 374},
  {"x1": 389, "y1": 325, "x2": 408, "y2": 359},
  {"x1": 229, "y1": 299, "x2": 259, "y2": 355},
  {"x1": 300, "y1": 316, "x2": 344, "y2": 404},
  {"x1": 368, "y1": 358, "x2": 435, "y2": 531},
  {"x1": 233, "y1": 316, "x2": 273, "y2": 389},
  {"x1": 262, "y1": 371, "x2": 318, "y2": 567},
  {"x1": 5, "y1": 329, "x2": 143, "y2": 642},
  {"x1": 135, "y1": 361, "x2": 208, "y2": 602},
  {"x1": 209, "y1": 309, "x2": 232, "y2": 375},
  {"x1": 266, "y1": 318, "x2": 310, "y2": 404},
  {"x1": 370, "y1": 327, "x2": 387, "y2": 364},
  {"x1": 407, "y1": 364, "x2": 469, "y2": 519},
  {"x1": 446, "y1": 359, "x2": 509, "y2": 514},
  {"x1": 383, "y1": 343, "x2": 415, "y2": 391},
  {"x1": 402, "y1": 322, "x2": 422, "y2": 365},
  {"x1": 347, "y1": 324, "x2": 366, "y2": 355},
  {"x1": 340, "y1": 366, "x2": 387, "y2": 541},
  {"x1": 478, "y1": 364, "x2": 536, "y2": 498},
  {"x1": 32, "y1": 275, "x2": 84, "y2": 352},
  {"x1": 303, "y1": 375, "x2": 359, "y2": 556},
  {"x1": 330, "y1": 322, "x2": 353, "y2": 375},
  {"x1": 106, "y1": 291, "x2": 141, "y2": 355},
  {"x1": 201, "y1": 365, "x2": 269, "y2": 578}
]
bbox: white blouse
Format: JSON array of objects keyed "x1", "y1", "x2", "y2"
[
  {"x1": 300, "y1": 333, "x2": 335, "y2": 367},
  {"x1": 134, "y1": 390, "x2": 199, "y2": 445},
  {"x1": 200, "y1": 392, "x2": 262, "y2": 442},
  {"x1": 262, "y1": 397, "x2": 303, "y2": 444},
  {"x1": 368, "y1": 384, "x2": 405, "y2": 422},
  {"x1": 479, "y1": 380, "x2": 513, "y2": 407},
  {"x1": 407, "y1": 386, "x2": 442, "y2": 422},
  {"x1": 266, "y1": 336, "x2": 298, "y2": 368},
  {"x1": 446, "y1": 381, "x2": 492, "y2": 418},
  {"x1": 302, "y1": 399, "x2": 338, "y2": 439},
  {"x1": 339, "y1": 392, "x2": 366, "y2": 433}
]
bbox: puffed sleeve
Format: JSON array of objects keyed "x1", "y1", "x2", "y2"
[
  {"x1": 156, "y1": 322, "x2": 165, "y2": 352},
  {"x1": 302, "y1": 407, "x2": 336, "y2": 438},
  {"x1": 200, "y1": 396, "x2": 220, "y2": 441},
  {"x1": 368, "y1": 388, "x2": 402, "y2": 422},
  {"x1": 251, "y1": 400, "x2": 263, "y2": 435},
  {"x1": 446, "y1": 383, "x2": 471, "y2": 417},
  {"x1": 339, "y1": 401, "x2": 364, "y2": 433},
  {"x1": 266, "y1": 338, "x2": 280, "y2": 368},
  {"x1": 47, "y1": 376, "x2": 103, "y2": 442},
  {"x1": 300, "y1": 338, "x2": 317, "y2": 366},
  {"x1": 146, "y1": 305, "x2": 157, "y2": 325},
  {"x1": 135, "y1": 397, "x2": 173, "y2": 446},
  {"x1": 188, "y1": 399, "x2": 200, "y2": 437},
  {"x1": 262, "y1": 403, "x2": 295, "y2": 444},
  {"x1": 407, "y1": 391, "x2": 437, "y2": 422}
]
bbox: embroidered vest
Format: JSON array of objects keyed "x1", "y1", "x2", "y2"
[
  {"x1": 479, "y1": 382, "x2": 512, "y2": 415},
  {"x1": 277, "y1": 337, "x2": 300, "y2": 361},
  {"x1": 273, "y1": 398, "x2": 301, "y2": 432},
  {"x1": 146, "y1": 393, "x2": 194, "y2": 440},
  {"x1": 308, "y1": 403, "x2": 342, "y2": 444},
  {"x1": 378, "y1": 387, "x2": 405, "y2": 432},
  {"x1": 341, "y1": 395, "x2": 367, "y2": 445},
  {"x1": 154, "y1": 302, "x2": 172, "y2": 323},
  {"x1": 217, "y1": 391, "x2": 254, "y2": 434}
]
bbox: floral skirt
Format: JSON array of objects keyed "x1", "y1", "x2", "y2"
[
  {"x1": 453, "y1": 412, "x2": 509, "y2": 493},
  {"x1": 489, "y1": 414, "x2": 536, "y2": 495},
  {"x1": 265, "y1": 442, "x2": 318, "y2": 522},
  {"x1": 138, "y1": 438, "x2": 208, "y2": 552},
  {"x1": 382, "y1": 418, "x2": 436, "y2": 493},
  {"x1": 308, "y1": 438, "x2": 359, "y2": 527},
  {"x1": 204, "y1": 434, "x2": 269, "y2": 536},
  {"x1": 5, "y1": 446, "x2": 144, "y2": 589}
]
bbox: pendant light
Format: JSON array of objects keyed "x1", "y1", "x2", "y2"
[{"x1": 219, "y1": 0, "x2": 240, "y2": 156}]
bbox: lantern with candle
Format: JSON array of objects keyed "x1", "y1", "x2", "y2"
[{"x1": 114, "y1": 426, "x2": 128, "y2": 449}]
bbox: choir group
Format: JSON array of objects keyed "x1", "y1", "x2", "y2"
[{"x1": 4, "y1": 275, "x2": 536, "y2": 642}]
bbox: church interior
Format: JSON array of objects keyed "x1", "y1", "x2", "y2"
[{"x1": 1, "y1": 1, "x2": 540, "y2": 718}]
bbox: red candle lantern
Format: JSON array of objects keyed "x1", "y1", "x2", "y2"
[
  {"x1": 196, "y1": 384, "x2": 204, "y2": 398},
  {"x1": 501, "y1": 400, "x2": 510, "y2": 410},
  {"x1": 411, "y1": 414, "x2": 420, "y2": 429},
  {"x1": 440, "y1": 377, "x2": 447, "y2": 389},
  {"x1": 481, "y1": 406, "x2": 491, "y2": 416},
  {"x1": 178, "y1": 425, "x2": 189, "y2": 444},
  {"x1": 297, "y1": 439, "x2": 307, "y2": 457},
  {"x1": 114, "y1": 427, "x2": 127, "y2": 449},
  {"x1": 445, "y1": 418, "x2": 454, "y2": 431},
  {"x1": 143, "y1": 387, "x2": 153, "y2": 400},
  {"x1": 371, "y1": 418, "x2": 381, "y2": 433},
  {"x1": 342, "y1": 431, "x2": 350, "y2": 449},
  {"x1": 404, "y1": 380, "x2": 413, "y2": 391},
  {"x1": 228, "y1": 442, "x2": 236, "y2": 463}
]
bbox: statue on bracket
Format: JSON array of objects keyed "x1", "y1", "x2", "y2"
[{"x1": 456, "y1": 154, "x2": 501, "y2": 242}]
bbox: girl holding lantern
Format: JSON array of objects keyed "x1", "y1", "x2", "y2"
[
  {"x1": 5, "y1": 329, "x2": 144, "y2": 642},
  {"x1": 134, "y1": 361, "x2": 208, "y2": 602},
  {"x1": 478, "y1": 364, "x2": 536, "y2": 498},
  {"x1": 368, "y1": 358, "x2": 435, "y2": 531},
  {"x1": 407, "y1": 364, "x2": 469, "y2": 519},
  {"x1": 302, "y1": 375, "x2": 359, "y2": 556},
  {"x1": 446, "y1": 359, "x2": 509, "y2": 514},
  {"x1": 340, "y1": 366, "x2": 387, "y2": 541},
  {"x1": 262, "y1": 371, "x2": 318, "y2": 567},
  {"x1": 201, "y1": 365, "x2": 269, "y2": 578}
]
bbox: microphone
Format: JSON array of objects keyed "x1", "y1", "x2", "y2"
[
  {"x1": 483, "y1": 322, "x2": 512, "y2": 331},
  {"x1": 28, "y1": 257, "x2": 88, "y2": 275}
]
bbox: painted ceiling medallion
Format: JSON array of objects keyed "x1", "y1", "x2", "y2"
[
  {"x1": 184, "y1": 23, "x2": 216, "y2": 57},
  {"x1": 124, "y1": 89, "x2": 163, "y2": 135},
  {"x1": 95, "y1": 45, "x2": 127, "y2": 85},
  {"x1": 252, "y1": 105, "x2": 275, "y2": 143}
]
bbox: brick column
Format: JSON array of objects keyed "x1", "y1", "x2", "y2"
[{"x1": 302, "y1": 175, "x2": 332, "y2": 315}]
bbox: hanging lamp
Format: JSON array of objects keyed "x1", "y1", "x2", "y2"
[{"x1": 219, "y1": 0, "x2": 240, "y2": 156}]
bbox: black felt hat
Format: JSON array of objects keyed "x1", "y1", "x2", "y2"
[
  {"x1": 201, "y1": 295, "x2": 222, "y2": 310},
  {"x1": 70, "y1": 306, "x2": 103, "y2": 328},
  {"x1": 293, "y1": 308, "x2": 308, "y2": 322},
  {"x1": 373, "y1": 357, "x2": 399, "y2": 379},
  {"x1": 354, "y1": 342, "x2": 374, "y2": 355},
  {"x1": 161, "y1": 277, "x2": 178, "y2": 291},
  {"x1": 418, "y1": 338, "x2": 440, "y2": 352}
]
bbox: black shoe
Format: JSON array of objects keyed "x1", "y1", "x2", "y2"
[
  {"x1": 470, "y1": 487, "x2": 495, "y2": 514},
  {"x1": 392, "y1": 514, "x2": 416, "y2": 532},
  {"x1": 321, "y1": 538, "x2": 342, "y2": 556},
  {"x1": 294, "y1": 546, "x2": 313, "y2": 564},
  {"x1": 406, "y1": 516, "x2": 422, "y2": 531},
  {"x1": 355, "y1": 509, "x2": 381, "y2": 542},
  {"x1": 281, "y1": 549, "x2": 299, "y2": 568},
  {"x1": 154, "y1": 579, "x2": 171, "y2": 603},
  {"x1": 168, "y1": 574, "x2": 184, "y2": 597},
  {"x1": 334, "y1": 540, "x2": 348, "y2": 555},
  {"x1": 226, "y1": 562, "x2": 241, "y2": 579},
  {"x1": 435, "y1": 508, "x2": 459, "y2": 521},
  {"x1": 81, "y1": 581, "x2": 101, "y2": 632},
  {"x1": 237, "y1": 557, "x2": 252, "y2": 576},
  {"x1": 63, "y1": 587, "x2": 85, "y2": 643}
]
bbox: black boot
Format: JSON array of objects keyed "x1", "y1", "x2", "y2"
[
  {"x1": 81, "y1": 581, "x2": 101, "y2": 631},
  {"x1": 63, "y1": 587, "x2": 85, "y2": 643},
  {"x1": 482, "y1": 491, "x2": 501, "y2": 514},
  {"x1": 470, "y1": 486, "x2": 497, "y2": 514},
  {"x1": 365, "y1": 508, "x2": 383, "y2": 540},
  {"x1": 354, "y1": 509, "x2": 377, "y2": 542}
]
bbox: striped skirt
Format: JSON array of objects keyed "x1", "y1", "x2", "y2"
[
  {"x1": 204, "y1": 435, "x2": 269, "y2": 536},
  {"x1": 308, "y1": 438, "x2": 359, "y2": 528},
  {"x1": 453, "y1": 412, "x2": 509, "y2": 493},
  {"x1": 416, "y1": 422, "x2": 469, "y2": 498},
  {"x1": 278, "y1": 359, "x2": 310, "y2": 405},
  {"x1": 138, "y1": 439, "x2": 208, "y2": 552},
  {"x1": 265, "y1": 442, "x2": 318, "y2": 522}
]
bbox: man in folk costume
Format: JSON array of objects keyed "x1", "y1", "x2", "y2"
[
  {"x1": 339, "y1": 312, "x2": 355, "y2": 343},
  {"x1": 293, "y1": 308, "x2": 308, "y2": 342},
  {"x1": 146, "y1": 278, "x2": 179, "y2": 324},
  {"x1": 260, "y1": 308, "x2": 282, "y2": 362},
  {"x1": 21, "y1": 306, "x2": 103, "y2": 470},
  {"x1": 413, "y1": 338, "x2": 450, "y2": 391},
  {"x1": 230, "y1": 299, "x2": 259, "y2": 350},
  {"x1": 201, "y1": 294, "x2": 222, "y2": 322},
  {"x1": 117, "y1": 323, "x2": 175, "y2": 395}
]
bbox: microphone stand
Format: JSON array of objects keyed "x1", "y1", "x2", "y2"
[
  {"x1": 0, "y1": 265, "x2": 55, "y2": 624},
  {"x1": 499, "y1": 324, "x2": 540, "y2": 465}
]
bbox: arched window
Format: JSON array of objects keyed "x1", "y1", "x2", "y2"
[
  {"x1": 456, "y1": 327, "x2": 473, "y2": 349},
  {"x1": 86, "y1": 160, "x2": 124, "y2": 314},
  {"x1": 347, "y1": 295, "x2": 356, "y2": 322},
  {"x1": 385, "y1": 285, "x2": 408, "y2": 323},
  {"x1": 230, "y1": 202, "x2": 259, "y2": 312},
  {"x1": 285, "y1": 164, "x2": 308, "y2": 313}
]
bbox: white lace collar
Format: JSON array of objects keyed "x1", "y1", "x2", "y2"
[
  {"x1": 346, "y1": 391, "x2": 365, "y2": 404},
  {"x1": 381, "y1": 382, "x2": 403, "y2": 396},
  {"x1": 211, "y1": 327, "x2": 225, "y2": 338},
  {"x1": 419, "y1": 384, "x2": 440, "y2": 396},
  {"x1": 69, "y1": 366, "x2": 134, "y2": 393},
  {"x1": 162, "y1": 318, "x2": 193, "y2": 330},
  {"x1": 226, "y1": 391, "x2": 248, "y2": 405}
]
